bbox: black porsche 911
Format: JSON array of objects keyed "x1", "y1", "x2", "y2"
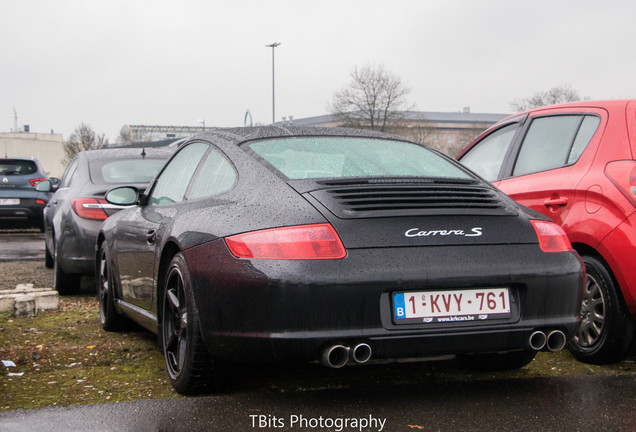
[{"x1": 97, "y1": 127, "x2": 583, "y2": 394}]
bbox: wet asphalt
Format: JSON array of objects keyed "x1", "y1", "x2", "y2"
[
  {"x1": 1, "y1": 374, "x2": 635, "y2": 431},
  {"x1": 0, "y1": 231, "x2": 45, "y2": 261}
]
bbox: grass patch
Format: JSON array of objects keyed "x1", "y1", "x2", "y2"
[{"x1": 0, "y1": 296, "x2": 178, "y2": 410}]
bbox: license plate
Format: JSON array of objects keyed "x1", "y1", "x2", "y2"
[
  {"x1": 393, "y1": 288, "x2": 510, "y2": 323},
  {"x1": 0, "y1": 198, "x2": 19, "y2": 205}
]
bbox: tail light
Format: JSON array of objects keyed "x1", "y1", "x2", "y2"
[
  {"x1": 36, "y1": 199, "x2": 46, "y2": 205},
  {"x1": 225, "y1": 223, "x2": 346, "y2": 260},
  {"x1": 605, "y1": 160, "x2": 636, "y2": 207},
  {"x1": 71, "y1": 198, "x2": 109, "y2": 220},
  {"x1": 29, "y1": 178, "x2": 47, "y2": 187},
  {"x1": 531, "y1": 220, "x2": 572, "y2": 253}
]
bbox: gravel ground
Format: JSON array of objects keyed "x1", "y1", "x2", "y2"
[
  {"x1": 0, "y1": 260, "x2": 54, "y2": 291},
  {"x1": 0, "y1": 260, "x2": 95, "y2": 293}
]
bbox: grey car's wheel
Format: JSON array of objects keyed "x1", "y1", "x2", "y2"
[
  {"x1": 44, "y1": 242, "x2": 54, "y2": 269},
  {"x1": 162, "y1": 253, "x2": 217, "y2": 395},
  {"x1": 568, "y1": 255, "x2": 636, "y2": 364},
  {"x1": 459, "y1": 349, "x2": 537, "y2": 372},
  {"x1": 97, "y1": 244, "x2": 125, "y2": 331},
  {"x1": 53, "y1": 249, "x2": 81, "y2": 295}
]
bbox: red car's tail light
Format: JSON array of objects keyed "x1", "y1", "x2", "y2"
[
  {"x1": 531, "y1": 220, "x2": 572, "y2": 253},
  {"x1": 29, "y1": 178, "x2": 47, "y2": 187},
  {"x1": 225, "y1": 223, "x2": 346, "y2": 260},
  {"x1": 605, "y1": 160, "x2": 636, "y2": 207},
  {"x1": 71, "y1": 198, "x2": 109, "y2": 220}
]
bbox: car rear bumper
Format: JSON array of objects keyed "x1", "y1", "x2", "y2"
[
  {"x1": 55, "y1": 215, "x2": 101, "y2": 275},
  {"x1": 184, "y1": 240, "x2": 584, "y2": 363},
  {"x1": 0, "y1": 201, "x2": 45, "y2": 226}
]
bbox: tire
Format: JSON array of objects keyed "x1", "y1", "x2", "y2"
[
  {"x1": 97, "y1": 244, "x2": 125, "y2": 331},
  {"x1": 44, "y1": 242, "x2": 54, "y2": 269},
  {"x1": 161, "y1": 253, "x2": 218, "y2": 395},
  {"x1": 568, "y1": 255, "x2": 636, "y2": 364},
  {"x1": 459, "y1": 349, "x2": 537, "y2": 372},
  {"x1": 53, "y1": 248, "x2": 81, "y2": 295}
]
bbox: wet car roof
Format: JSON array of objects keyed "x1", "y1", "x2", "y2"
[
  {"x1": 193, "y1": 126, "x2": 412, "y2": 146},
  {"x1": 82, "y1": 147, "x2": 174, "y2": 161}
]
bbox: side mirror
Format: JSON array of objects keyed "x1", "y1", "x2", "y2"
[
  {"x1": 35, "y1": 180, "x2": 52, "y2": 192},
  {"x1": 36, "y1": 178, "x2": 61, "y2": 193},
  {"x1": 106, "y1": 186, "x2": 140, "y2": 206}
]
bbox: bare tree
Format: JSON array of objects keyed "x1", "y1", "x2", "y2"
[
  {"x1": 398, "y1": 122, "x2": 435, "y2": 147},
  {"x1": 116, "y1": 125, "x2": 153, "y2": 145},
  {"x1": 117, "y1": 126, "x2": 134, "y2": 145},
  {"x1": 510, "y1": 84, "x2": 584, "y2": 112},
  {"x1": 63, "y1": 122, "x2": 108, "y2": 164},
  {"x1": 329, "y1": 64, "x2": 412, "y2": 132}
]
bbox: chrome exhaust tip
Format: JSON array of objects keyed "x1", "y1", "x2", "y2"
[
  {"x1": 529, "y1": 330, "x2": 547, "y2": 351},
  {"x1": 546, "y1": 330, "x2": 567, "y2": 352},
  {"x1": 350, "y1": 343, "x2": 372, "y2": 364},
  {"x1": 320, "y1": 345, "x2": 349, "y2": 368}
]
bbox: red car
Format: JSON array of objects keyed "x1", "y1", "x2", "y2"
[{"x1": 458, "y1": 99, "x2": 636, "y2": 364}]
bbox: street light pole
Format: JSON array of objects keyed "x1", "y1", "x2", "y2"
[{"x1": 266, "y1": 42, "x2": 281, "y2": 124}]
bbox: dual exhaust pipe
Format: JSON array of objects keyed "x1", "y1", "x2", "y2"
[
  {"x1": 320, "y1": 330, "x2": 565, "y2": 368},
  {"x1": 320, "y1": 343, "x2": 372, "y2": 368},
  {"x1": 529, "y1": 329, "x2": 567, "y2": 352}
]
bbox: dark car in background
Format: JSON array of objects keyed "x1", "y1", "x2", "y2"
[
  {"x1": 37, "y1": 147, "x2": 173, "y2": 294},
  {"x1": 97, "y1": 127, "x2": 583, "y2": 395},
  {"x1": 0, "y1": 158, "x2": 49, "y2": 231},
  {"x1": 458, "y1": 99, "x2": 636, "y2": 364}
]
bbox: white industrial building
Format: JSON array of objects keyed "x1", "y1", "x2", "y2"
[{"x1": 1, "y1": 131, "x2": 65, "y2": 177}]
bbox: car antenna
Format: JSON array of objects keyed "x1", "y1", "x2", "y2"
[{"x1": 141, "y1": 148, "x2": 146, "y2": 159}]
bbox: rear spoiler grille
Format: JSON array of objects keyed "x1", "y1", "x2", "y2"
[{"x1": 309, "y1": 184, "x2": 514, "y2": 218}]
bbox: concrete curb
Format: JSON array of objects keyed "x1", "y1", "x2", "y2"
[{"x1": 0, "y1": 283, "x2": 59, "y2": 317}]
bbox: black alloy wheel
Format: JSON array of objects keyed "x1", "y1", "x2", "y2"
[
  {"x1": 161, "y1": 253, "x2": 216, "y2": 395},
  {"x1": 97, "y1": 244, "x2": 124, "y2": 331},
  {"x1": 568, "y1": 255, "x2": 636, "y2": 364}
]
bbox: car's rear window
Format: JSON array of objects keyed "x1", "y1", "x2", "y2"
[
  {"x1": 246, "y1": 137, "x2": 471, "y2": 180},
  {"x1": 89, "y1": 159, "x2": 166, "y2": 184},
  {"x1": 0, "y1": 160, "x2": 37, "y2": 176}
]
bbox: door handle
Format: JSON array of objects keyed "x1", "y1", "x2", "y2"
[
  {"x1": 146, "y1": 229, "x2": 157, "y2": 245},
  {"x1": 544, "y1": 197, "x2": 568, "y2": 207}
]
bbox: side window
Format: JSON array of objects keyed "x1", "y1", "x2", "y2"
[
  {"x1": 148, "y1": 143, "x2": 208, "y2": 205},
  {"x1": 60, "y1": 158, "x2": 79, "y2": 188},
  {"x1": 187, "y1": 148, "x2": 237, "y2": 199},
  {"x1": 568, "y1": 115, "x2": 601, "y2": 164},
  {"x1": 513, "y1": 115, "x2": 599, "y2": 177},
  {"x1": 460, "y1": 124, "x2": 518, "y2": 181}
]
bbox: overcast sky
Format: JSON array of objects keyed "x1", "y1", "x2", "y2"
[{"x1": 2, "y1": 0, "x2": 636, "y2": 142}]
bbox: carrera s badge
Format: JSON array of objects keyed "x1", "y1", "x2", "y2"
[{"x1": 405, "y1": 227, "x2": 483, "y2": 237}]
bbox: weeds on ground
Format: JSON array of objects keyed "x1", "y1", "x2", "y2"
[{"x1": 0, "y1": 296, "x2": 177, "y2": 410}]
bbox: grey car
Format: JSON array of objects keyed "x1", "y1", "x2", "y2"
[
  {"x1": 0, "y1": 158, "x2": 49, "y2": 231},
  {"x1": 37, "y1": 147, "x2": 172, "y2": 294}
]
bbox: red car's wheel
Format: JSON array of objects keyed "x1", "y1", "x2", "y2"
[{"x1": 569, "y1": 255, "x2": 636, "y2": 364}]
